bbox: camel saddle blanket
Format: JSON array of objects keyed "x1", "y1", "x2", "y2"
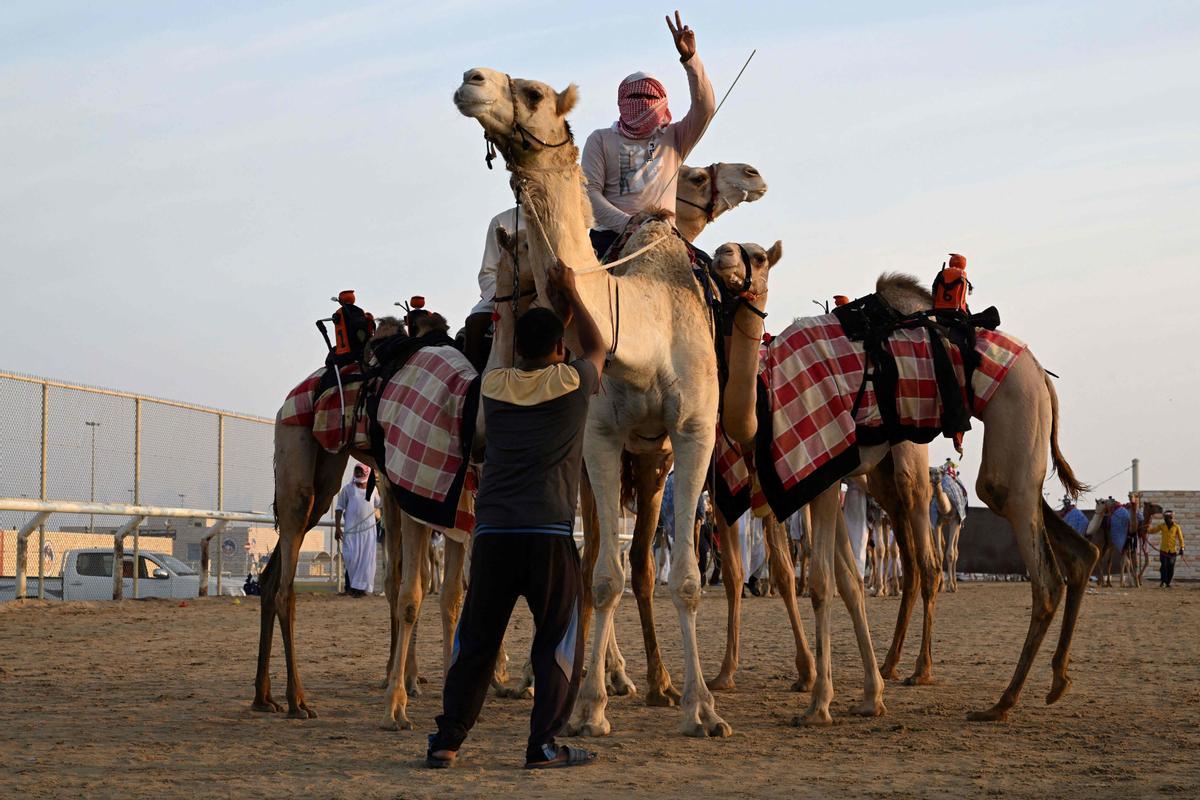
[
  {"x1": 712, "y1": 427, "x2": 772, "y2": 524},
  {"x1": 754, "y1": 311, "x2": 1026, "y2": 521},
  {"x1": 374, "y1": 346, "x2": 480, "y2": 531},
  {"x1": 279, "y1": 364, "x2": 367, "y2": 454}
]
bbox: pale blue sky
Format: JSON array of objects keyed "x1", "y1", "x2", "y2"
[{"x1": 3, "y1": 1, "x2": 1198, "y2": 506}]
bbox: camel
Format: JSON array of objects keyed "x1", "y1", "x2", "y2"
[
  {"x1": 1127, "y1": 494, "x2": 1163, "y2": 587},
  {"x1": 930, "y1": 463, "x2": 967, "y2": 592},
  {"x1": 253, "y1": 225, "x2": 534, "y2": 728},
  {"x1": 1085, "y1": 497, "x2": 1124, "y2": 588},
  {"x1": 455, "y1": 67, "x2": 733, "y2": 737},
  {"x1": 714, "y1": 245, "x2": 1100, "y2": 723}
]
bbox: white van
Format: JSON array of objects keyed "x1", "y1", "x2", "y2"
[{"x1": 61, "y1": 548, "x2": 244, "y2": 600}]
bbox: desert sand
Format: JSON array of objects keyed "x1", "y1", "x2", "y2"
[{"x1": 1, "y1": 582, "x2": 1196, "y2": 798}]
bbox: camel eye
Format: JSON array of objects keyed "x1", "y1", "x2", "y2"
[
  {"x1": 690, "y1": 173, "x2": 706, "y2": 184},
  {"x1": 523, "y1": 87, "x2": 543, "y2": 105},
  {"x1": 745, "y1": 167, "x2": 759, "y2": 177}
]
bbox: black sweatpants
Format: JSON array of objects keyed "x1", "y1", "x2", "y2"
[
  {"x1": 432, "y1": 533, "x2": 583, "y2": 762},
  {"x1": 1161, "y1": 552, "x2": 1177, "y2": 586}
]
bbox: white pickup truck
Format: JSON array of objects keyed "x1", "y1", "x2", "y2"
[{"x1": 0, "y1": 548, "x2": 245, "y2": 600}]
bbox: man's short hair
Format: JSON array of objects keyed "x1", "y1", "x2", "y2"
[{"x1": 515, "y1": 307, "x2": 565, "y2": 359}]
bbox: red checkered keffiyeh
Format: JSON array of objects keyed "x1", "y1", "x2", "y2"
[
  {"x1": 754, "y1": 313, "x2": 1026, "y2": 520},
  {"x1": 375, "y1": 346, "x2": 479, "y2": 529},
  {"x1": 617, "y1": 72, "x2": 671, "y2": 139}
]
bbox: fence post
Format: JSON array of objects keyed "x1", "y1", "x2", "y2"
[
  {"x1": 216, "y1": 413, "x2": 225, "y2": 597},
  {"x1": 38, "y1": 383, "x2": 48, "y2": 600},
  {"x1": 133, "y1": 398, "x2": 141, "y2": 599},
  {"x1": 111, "y1": 516, "x2": 145, "y2": 601},
  {"x1": 15, "y1": 512, "x2": 51, "y2": 599}
]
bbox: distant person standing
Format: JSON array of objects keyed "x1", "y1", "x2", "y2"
[
  {"x1": 581, "y1": 11, "x2": 715, "y2": 258},
  {"x1": 1147, "y1": 510, "x2": 1185, "y2": 588},
  {"x1": 335, "y1": 463, "x2": 381, "y2": 597}
]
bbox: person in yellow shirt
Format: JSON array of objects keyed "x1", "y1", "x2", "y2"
[{"x1": 1147, "y1": 510, "x2": 1185, "y2": 588}]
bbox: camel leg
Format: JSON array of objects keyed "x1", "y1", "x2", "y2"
[
  {"x1": 795, "y1": 485, "x2": 839, "y2": 726},
  {"x1": 946, "y1": 520, "x2": 962, "y2": 593},
  {"x1": 381, "y1": 510, "x2": 432, "y2": 731},
  {"x1": 764, "y1": 514, "x2": 815, "y2": 692},
  {"x1": 252, "y1": 548, "x2": 285, "y2": 712},
  {"x1": 1043, "y1": 500, "x2": 1100, "y2": 705},
  {"x1": 897, "y1": 447, "x2": 938, "y2": 687},
  {"x1": 565, "y1": 435, "x2": 624, "y2": 737},
  {"x1": 870, "y1": 458, "x2": 920, "y2": 682},
  {"x1": 968, "y1": 354, "x2": 1097, "y2": 721},
  {"x1": 440, "y1": 537, "x2": 467, "y2": 679},
  {"x1": 666, "y1": 430, "x2": 730, "y2": 737},
  {"x1": 263, "y1": 434, "x2": 345, "y2": 719},
  {"x1": 577, "y1": 467, "x2": 599, "y2": 670},
  {"x1": 628, "y1": 455, "x2": 679, "y2": 706},
  {"x1": 381, "y1": 508, "x2": 402, "y2": 690},
  {"x1": 832, "y1": 506, "x2": 886, "y2": 716},
  {"x1": 707, "y1": 508, "x2": 742, "y2": 691}
]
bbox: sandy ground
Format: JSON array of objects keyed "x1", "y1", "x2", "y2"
[{"x1": 1, "y1": 582, "x2": 1197, "y2": 799}]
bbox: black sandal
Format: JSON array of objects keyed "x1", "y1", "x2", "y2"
[
  {"x1": 524, "y1": 744, "x2": 597, "y2": 770},
  {"x1": 425, "y1": 734, "x2": 457, "y2": 769}
]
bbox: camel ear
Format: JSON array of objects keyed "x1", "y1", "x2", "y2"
[
  {"x1": 556, "y1": 84, "x2": 579, "y2": 116},
  {"x1": 766, "y1": 240, "x2": 783, "y2": 268},
  {"x1": 495, "y1": 226, "x2": 512, "y2": 251}
]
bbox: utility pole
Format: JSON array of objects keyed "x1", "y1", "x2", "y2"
[
  {"x1": 1132, "y1": 458, "x2": 1140, "y2": 493},
  {"x1": 85, "y1": 421, "x2": 101, "y2": 532}
]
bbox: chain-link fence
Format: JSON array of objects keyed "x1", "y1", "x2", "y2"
[{"x1": 0, "y1": 370, "x2": 342, "y2": 599}]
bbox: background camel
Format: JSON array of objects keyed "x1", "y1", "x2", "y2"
[
  {"x1": 930, "y1": 463, "x2": 967, "y2": 592},
  {"x1": 716, "y1": 246, "x2": 1100, "y2": 723},
  {"x1": 455, "y1": 67, "x2": 732, "y2": 739}
]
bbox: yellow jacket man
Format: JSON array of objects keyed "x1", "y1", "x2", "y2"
[{"x1": 1147, "y1": 510, "x2": 1185, "y2": 588}]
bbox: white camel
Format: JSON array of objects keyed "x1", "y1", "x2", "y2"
[{"x1": 456, "y1": 67, "x2": 732, "y2": 737}]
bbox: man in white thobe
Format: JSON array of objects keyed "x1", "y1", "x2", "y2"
[
  {"x1": 842, "y1": 478, "x2": 870, "y2": 579},
  {"x1": 335, "y1": 463, "x2": 381, "y2": 597}
]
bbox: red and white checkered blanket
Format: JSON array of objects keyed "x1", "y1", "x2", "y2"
[
  {"x1": 375, "y1": 346, "x2": 479, "y2": 530},
  {"x1": 276, "y1": 351, "x2": 479, "y2": 531},
  {"x1": 754, "y1": 313, "x2": 1026, "y2": 519}
]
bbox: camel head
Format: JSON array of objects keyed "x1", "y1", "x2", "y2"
[
  {"x1": 711, "y1": 240, "x2": 782, "y2": 303},
  {"x1": 678, "y1": 163, "x2": 767, "y2": 219},
  {"x1": 454, "y1": 68, "x2": 579, "y2": 169}
]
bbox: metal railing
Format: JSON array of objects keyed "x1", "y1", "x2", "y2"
[{"x1": 0, "y1": 497, "x2": 336, "y2": 600}]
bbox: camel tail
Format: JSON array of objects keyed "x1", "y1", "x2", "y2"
[{"x1": 1044, "y1": 371, "x2": 1088, "y2": 499}]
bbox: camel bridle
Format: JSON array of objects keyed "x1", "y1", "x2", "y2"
[{"x1": 677, "y1": 163, "x2": 721, "y2": 222}]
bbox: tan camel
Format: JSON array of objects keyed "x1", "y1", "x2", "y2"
[
  {"x1": 455, "y1": 67, "x2": 732, "y2": 737},
  {"x1": 253, "y1": 228, "x2": 533, "y2": 729},
  {"x1": 715, "y1": 249, "x2": 1100, "y2": 723}
]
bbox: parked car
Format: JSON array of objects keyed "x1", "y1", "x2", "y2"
[{"x1": 60, "y1": 548, "x2": 244, "y2": 600}]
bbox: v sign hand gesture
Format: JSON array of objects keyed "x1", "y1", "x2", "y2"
[{"x1": 666, "y1": 10, "x2": 696, "y2": 61}]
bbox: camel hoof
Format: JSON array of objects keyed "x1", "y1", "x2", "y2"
[
  {"x1": 705, "y1": 675, "x2": 736, "y2": 692},
  {"x1": 879, "y1": 664, "x2": 899, "y2": 681},
  {"x1": 682, "y1": 718, "x2": 733, "y2": 738},
  {"x1": 405, "y1": 682, "x2": 421, "y2": 698},
  {"x1": 251, "y1": 699, "x2": 284, "y2": 713},
  {"x1": 966, "y1": 706, "x2": 1009, "y2": 723},
  {"x1": 902, "y1": 672, "x2": 935, "y2": 687},
  {"x1": 287, "y1": 705, "x2": 317, "y2": 720},
  {"x1": 380, "y1": 715, "x2": 413, "y2": 731},
  {"x1": 853, "y1": 699, "x2": 886, "y2": 717},
  {"x1": 792, "y1": 708, "x2": 833, "y2": 726},
  {"x1": 564, "y1": 718, "x2": 611, "y2": 738},
  {"x1": 606, "y1": 673, "x2": 637, "y2": 697},
  {"x1": 790, "y1": 676, "x2": 814, "y2": 693},
  {"x1": 645, "y1": 685, "x2": 681, "y2": 707},
  {"x1": 1047, "y1": 675, "x2": 1071, "y2": 705}
]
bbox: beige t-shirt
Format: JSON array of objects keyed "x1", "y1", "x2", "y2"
[{"x1": 581, "y1": 56, "x2": 715, "y2": 232}]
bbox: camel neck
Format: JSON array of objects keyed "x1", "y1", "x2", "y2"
[
  {"x1": 514, "y1": 162, "x2": 616, "y2": 354},
  {"x1": 721, "y1": 296, "x2": 768, "y2": 445}
]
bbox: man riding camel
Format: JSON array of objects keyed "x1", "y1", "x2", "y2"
[{"x1": 582, "y1": 10, "x2": 715, "y2": 258}]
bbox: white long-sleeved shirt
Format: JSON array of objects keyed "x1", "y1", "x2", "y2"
[
  {"x1": 471, "y1": 206, "x2": 524, "y2": 316},
  {"x1": 581, "y1": 56, "x2": 715, "y2": 232}
]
